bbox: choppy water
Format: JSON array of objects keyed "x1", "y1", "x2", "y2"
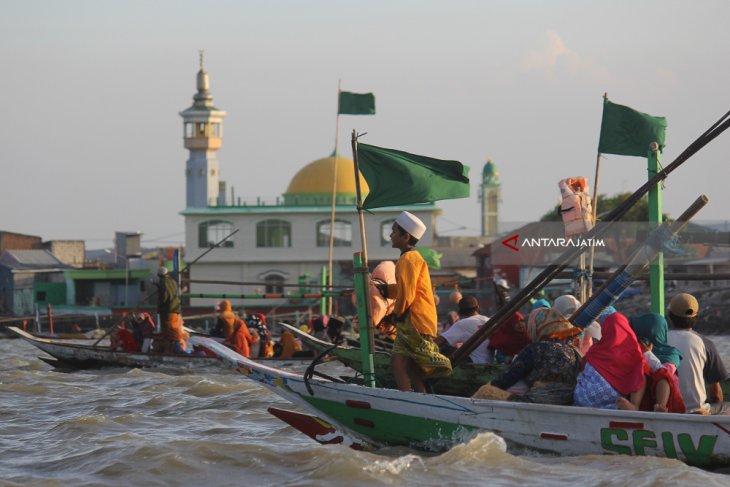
[{"x1": 2, "y1": 338, "x2": 730, "y2": 486}]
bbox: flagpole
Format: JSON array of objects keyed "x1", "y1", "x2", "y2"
[
  {"x1": 351, "y1": 129, "x2": 375, "y2": 386},
  {"x1": 326, "y1": 80, "x2": 343, "y2": 316},
  {"x1": 587, "y1": 92, "x2": 607, "y2": 298}
]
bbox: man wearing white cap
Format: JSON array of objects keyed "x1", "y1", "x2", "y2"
[{"x1": 382, "y1": 211, "x2": 452, "y2": 392}]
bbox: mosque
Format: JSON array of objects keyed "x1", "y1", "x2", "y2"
[{"x1": 178, "y1": 57, "x2": 500, "y2": 312}]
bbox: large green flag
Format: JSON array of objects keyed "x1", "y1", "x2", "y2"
[
  {"x1": 357, "y1": 143, "x2": 470, "y2": 209},
  {"x1": 598, "y1": 99, "x2": 667, "y2": 157},
  {"x1": 338, "y1": 91, "x2": 376, "y2": 115}
]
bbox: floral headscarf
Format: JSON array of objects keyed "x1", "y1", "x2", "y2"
[{"x1": 527, "y1": 307, "x2": 581, "y2": 343}]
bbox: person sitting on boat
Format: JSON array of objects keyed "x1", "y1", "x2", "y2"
[
  {"x1": 666, "y1": 293, "x2": 730, "y2": 414},
  {"x1": 109, "y1": 323, "x2": 139, "y2": 353},
  {"x1": 435, "y1": 295, "x2": 491, "y2": 364},
  {"x1": 223, "y1": 314, "x2": 258, "y2": 358},
  {"x1": 311, "y1": 315, "x2": 330, "y2": 342},
  {"x1": 380, "y1": 211, "x2": 452, "y2": 393},
  {"x1": 472, "y1": 307, "x2": 582, "y2": 405},
  {"x1": 616, "y1": 313, "x2": 685, "y2": 413},
  {"x1": 156, "y1": 266, "x2": 184, "y2": 354},
  {"x1": 573, "y1": 311, "x2": 645, "y2": 410},
  {"x1": 326, "y1": 315, "x2": 347, "y2": 346},
  {"x1": 130, "y1": 312, "x2": 156, "y2": 353},
  {"x1": 275, "y1": 330, "x2": 302, "y2": 359},
  {"x1": 214, "y1": 300, "x2": 238, "y2": 339},
  {"x1": 553, "y1": 294, "x2": 601, "y2": 356},
  {"x1": 487, "y1": 279, "x2": 530, "y2": 363},
  {"x1": 247, "y1": 313, "x2": 274, "y2": 358},
  {"x1": 368, "y1": 260, "x2": 397, "y2": 341}
]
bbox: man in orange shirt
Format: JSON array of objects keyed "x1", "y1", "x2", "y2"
[{"x1": 383, "y1": 211, "x2": 452, "y2": 392}]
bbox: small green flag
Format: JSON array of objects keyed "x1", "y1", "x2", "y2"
[
  {"x1": 357, "y1": 143, "x2": 470, "y2": 209},
  {"x1": 598, "y1": 99, "x2": 667, "y2": 157},
  {"x1": 338, "y1": 91, "x2": 375, "y2": 115},
  {"x1": 416, "y1": 247, "x2": 442, "y2": 270}
]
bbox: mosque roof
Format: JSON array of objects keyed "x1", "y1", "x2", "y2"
[
  {"x1": 483, "y1": 159, "x2": 500, "y2": 185},
  {"x1": 284, "y1": 154, "x2": 369, "y2": 205}
]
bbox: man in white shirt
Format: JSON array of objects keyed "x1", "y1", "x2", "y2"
[
  {"x1": 666, "y1": 293, "x2": 730, "y2": 414},
  {"x1": 435, "y1": 295, "x2": 492, "y2": 364}
]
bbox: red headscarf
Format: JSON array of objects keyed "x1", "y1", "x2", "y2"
[
  {"x1": 583, "y1": 312, "x2": 644, "y2": 395},
  {"x1": 487, "y1": 312, "x2": 530, "y2": 356}
]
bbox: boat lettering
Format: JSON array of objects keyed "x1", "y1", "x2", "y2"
[{"x1": 600, "y1": 428, "x2": 717, "y2": 465}]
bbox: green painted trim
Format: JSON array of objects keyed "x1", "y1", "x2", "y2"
[
  {"x1": 303, "y1": 396, "x2": 476, "y2": 446},
  {"x1": 65, "y1": 269, "x2": 151, "y2": 280},
  {"x1": 180, "y1": 204, "x2": 437, "y2": 216}
]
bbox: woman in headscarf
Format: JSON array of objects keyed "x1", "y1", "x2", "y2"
[
  {"x1": 218, "y1": 300, "x2": 258, "y2": 358},
  {"x1": 617, "y1": 313, "x2": 685, "y2": 413},
  {"x1": 487, "y1": 280, "x2": 530, "y2": 361},
  {"x1": 573, "y1": 312, "x2": 645, "y2": 409},
  {"x1": 473, "y1": 307, "x2": 582, "y2": 405},
  {"x1": 553, "y1": 294, "x2": 601, "y2": 355}
]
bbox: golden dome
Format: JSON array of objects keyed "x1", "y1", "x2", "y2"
[{"x1": 284, "y1": 155, "x2": 369, "y2": 205}]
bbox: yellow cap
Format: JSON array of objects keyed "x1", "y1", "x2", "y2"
[{"x1": 669, "y1": 293, "x2": 698, "y2": 318}]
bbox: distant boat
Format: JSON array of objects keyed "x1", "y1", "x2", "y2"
[{"x1": 8, "y1": 326, "x2": 312, "y2": 370}]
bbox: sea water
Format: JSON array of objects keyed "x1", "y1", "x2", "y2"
[{"x1": 1, "y1": 338, "x2": 729, "y2": 486}]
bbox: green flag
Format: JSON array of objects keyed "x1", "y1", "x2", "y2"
[
  {"x1": 598, "y1": 99, "x2": 667, "y2": 157},
  {"x1": 415, "y1": 247, "x2": 442, "y2": 270},
  {"x1": 338, "y1": 91, "x2": 375, "y2": 115},
  {"x1": 357, "y1": 143, "x2": 470, "y2": 209}
]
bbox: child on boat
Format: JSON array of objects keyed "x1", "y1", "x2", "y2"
[{"x1": 616, "y1": 313, "x2": 685, "y2": 413}]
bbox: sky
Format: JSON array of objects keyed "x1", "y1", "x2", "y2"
[{"x1": 2, "y1": 0, "x2": 730, "y2": 249}]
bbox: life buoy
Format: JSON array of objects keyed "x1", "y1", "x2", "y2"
[{"x1": 558, "y1": 177, "x2": 594, "y2": 237}]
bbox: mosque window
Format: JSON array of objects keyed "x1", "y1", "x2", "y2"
[
  {"x1": 198, "y1": 220, "x2": 234, "y2": 248},
  {"x1": 264, "y1": 274, "x2": 285, "y2": 294},
  {"x1": 381, "y1": 219, "x2": 396, "y2": 246},
  {"x1": 257, "y1": 219, "x2": 291, "y2": 248},
  {"x1": 316, "y1": 219, "x2": 352, "y2": 247}
]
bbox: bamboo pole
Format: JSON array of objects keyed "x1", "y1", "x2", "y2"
[
  {"x1": 351, "y1": 130, "x2": 375, "y2": 386},
  {"x1": 326, "y1": 80, "x2": 343, "y2": 315},
  {"x1": 587, "y1": 92, "x2": 608, "y2": 298}
]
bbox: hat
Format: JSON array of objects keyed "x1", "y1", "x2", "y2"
[
  {"x1": 495, "y1": 278, "x2": 509, "y2": 289},
  {"x1": 157, "y1": 266, "x2": 168, "y2": 276},
  {"x1": 554, "y1": 295, "x2": 581, "y2": 318},
  {"x1": 458, "y1": 295, "x2": 479, "y2": 312},
  {"x1": 395, "y1": 211, "x2": 427, "y2": 240},
  {"x1": 669, "y1": 293, "x2": 698, "y2": 318}
]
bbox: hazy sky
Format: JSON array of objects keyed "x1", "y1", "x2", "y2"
[{"x1": 2, "y1": 1, "x2": 729, "y2": 249}]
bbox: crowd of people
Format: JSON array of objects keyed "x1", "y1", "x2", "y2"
[{"x1": 107, "y1": 211, "x2": 729, "y2": 417}]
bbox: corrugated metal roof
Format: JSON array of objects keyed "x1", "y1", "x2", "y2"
[{"x1": 0, "y1": 249, "x2": 68, "y2": 270}]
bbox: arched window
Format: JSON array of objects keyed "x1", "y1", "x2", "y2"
[
  {"x1": 198, "y1": 220, "x2": 234, "y2": 248},
  {"x1": 381, "y1": 219, "x2": 396, "y2": 246},
  {"x1": 257, "y1": 219, "x2": 291, "y2": 247},
  {"x1": 316, "y1": 219, "x2": 352, "y2": 247},
  {"x1": 265, "y1": 275, "x2": 285, "y2": 294}
]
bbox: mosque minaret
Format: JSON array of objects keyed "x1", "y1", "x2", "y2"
[
  {"x1": 480, "y1": 159, "x2": 500, "y2": 237},
  {"x1": 180, "y1": 50, "x2": 226, "y2": 208}
]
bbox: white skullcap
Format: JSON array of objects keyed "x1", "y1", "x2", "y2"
[
  {"x1": 495, "y1": 278, "x2": 509, "y2": 289},
  {"x1": 157, "y1": 266, "x2": 169, "y2": 276},
  {"x1": 554, "y1": 295, "x2": 581, "y2": 318},
  {"x1": 395, "y1": 211, "x2": 426, "y2": 240}
]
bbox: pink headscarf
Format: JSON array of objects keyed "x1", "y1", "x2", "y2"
[{"x1": 583, "y1": 312, "x2": 644, "y2": 395}]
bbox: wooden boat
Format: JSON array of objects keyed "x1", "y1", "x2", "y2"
[
  {"x1": 284, "y1": 323, "x2": 504, "y2": 396},
  {"x1": 8, "y1": 326, "x2": 313, "y2": 370},
  {"x1": 194, "y1": 336, "x2": 730, "y2": 468}
]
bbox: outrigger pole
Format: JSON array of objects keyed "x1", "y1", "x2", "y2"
[
  {"x1": 351, "y1": 129, "x2": 376, "y2": 387},
  {"x1": 451, "y1": 108, "x2": 730, "y2": 367}
]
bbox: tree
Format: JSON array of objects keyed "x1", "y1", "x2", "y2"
[{"x1": 539, "y1": 192, "x2": 669, "y2": 222}]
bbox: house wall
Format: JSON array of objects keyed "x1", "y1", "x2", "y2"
[
  {"x1": 0, "y1": 232, "x2": 42, "y2": 253},
  {"x1": 44, "y1": 240, "x2": 85, "y2": 267}
]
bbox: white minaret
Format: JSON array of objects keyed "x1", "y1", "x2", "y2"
[
  {"x1": 179, "y1": 50, "x2": 226, "y2": 208},
  {"x1": 480, "y1": 159, "x2": 500, "y2": 237}
]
